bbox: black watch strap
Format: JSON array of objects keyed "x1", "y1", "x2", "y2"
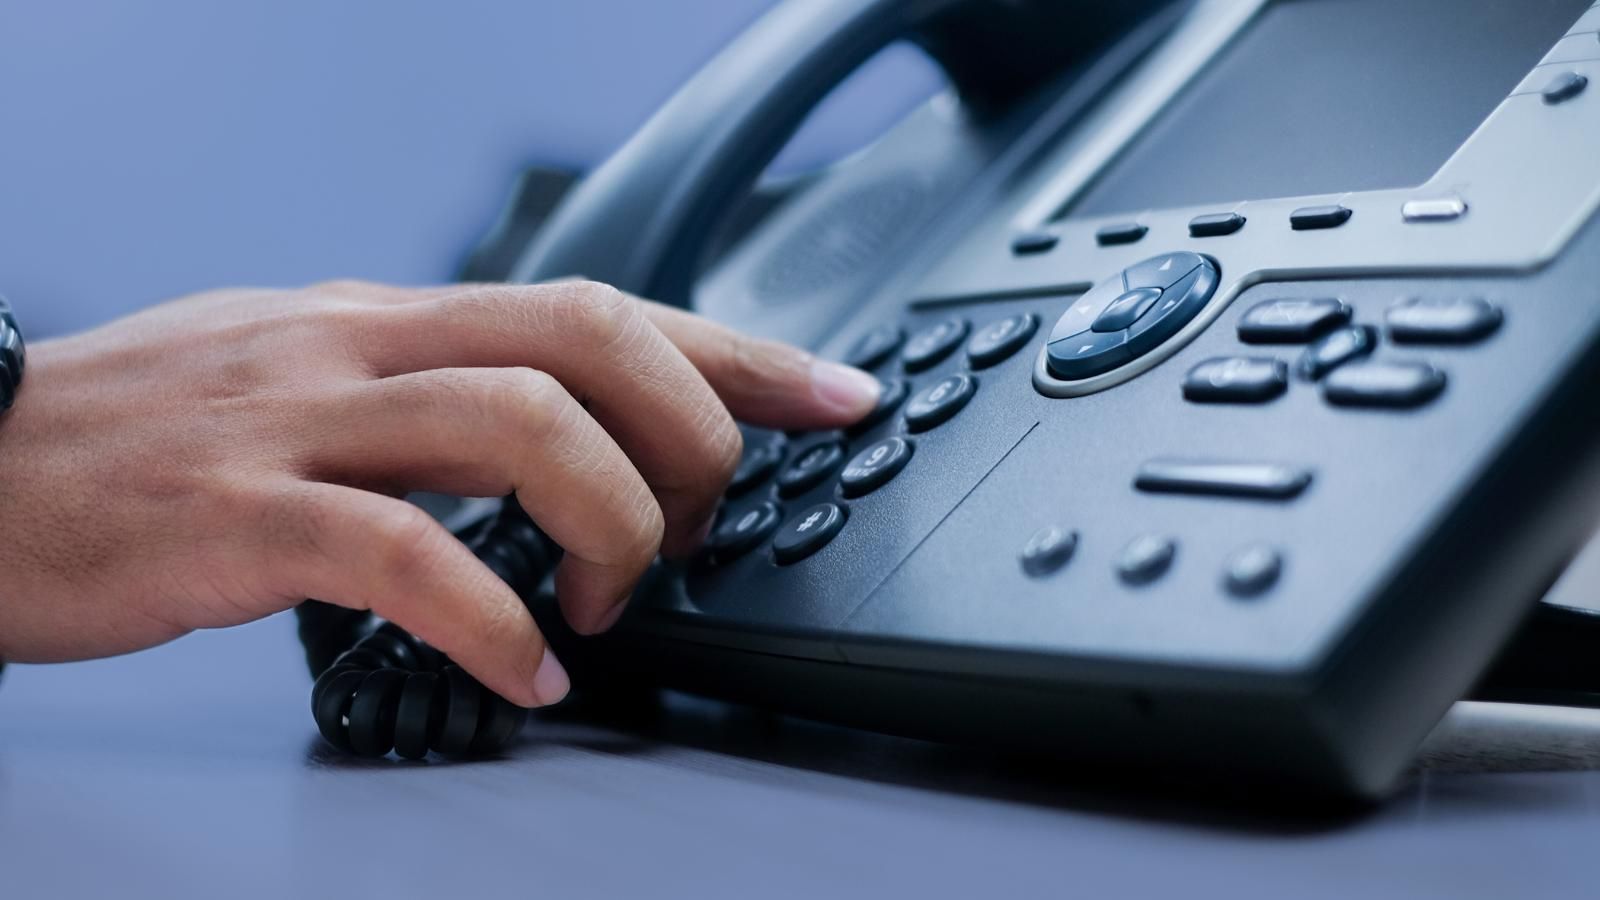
[{"x1": 0, "y1": 295, "x2": 25, "y2": 411}]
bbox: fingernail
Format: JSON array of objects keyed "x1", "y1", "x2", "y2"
[
  {"x1": 533, "y1": 649, "x2": 571, "y2": 706},
  {"x1": 592, "y1": 596, "x2": 629, "y2": 633},
  {"x1": 810, "y1": 358, "x2": 881, "y2": 416}
]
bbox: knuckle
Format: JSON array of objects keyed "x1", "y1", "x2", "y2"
[
  {"x1": 307, "y1": 278, "x2": 379, "y2": 297},
  {"x1": 473, "y1": 367, "x2": 567, "y2": 443},
  {"x1": 549, "y1": 281, "x2": 637, "y2": 350},
  {"x1": 705, "y1": 413, "x2": 743, "y2": 487},
  {"x1": 370, "y1": 504, "x2": 447, "y2": 583},
  {"x1": 622, "y1": 491, "x2": 667, "y2": 566}
]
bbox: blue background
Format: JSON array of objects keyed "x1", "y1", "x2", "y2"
[{"x1": 0, "y1": 0, "x2": 942, "y2": 338}]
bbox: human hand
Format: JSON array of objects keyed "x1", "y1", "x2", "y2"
[{"x1": 0, "y1": 280, "x2": 880, "y2": 707}]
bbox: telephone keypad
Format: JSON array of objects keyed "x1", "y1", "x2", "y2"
[
  {"x1": 839, "y1": 437, "x2": 913, "y2": 498},
  {"x1": 776, "y1": 440, "x2": 846, "y2": 497},
  {"x1": 904, "y1": 373, "x2": 976, "y2": 432},
  {"x1": 772, "y1": 502, "x2": 847, "y2": 565},
  {"x1": 902, "y1": 317, "x2": 970, "y2": 372}
]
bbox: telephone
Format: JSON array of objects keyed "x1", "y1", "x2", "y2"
[{"x1": 301, "y1": 0, "x2": 1600, "y2": 799}]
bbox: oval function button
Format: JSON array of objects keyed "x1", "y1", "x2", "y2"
[
  {"x1": 1237, "y1": 298, "x2": 1351, "y2": 343},
  {"x1": 1011, "y1": 231, "x2": 1059, "y2": 255},
  {"x1": 1134, "y1": 460, "x2": 1312, "y2": 500},
  {"x1": 902, "y1": 318, "x2": 970, "y2": 372},
  {"x1": 1297, "y1": 325, "x2": 1377, "y2": 381},
  {"x1": 839, "y1": 437, "x2": 913, "y2": 498},
  {"x1": 1224, "y1": 544, "x2": 1282, "y2": 598},
  {"x1": 1020, "y1": 526, "x2": 1078, "y2": 578},
  {"x1": 706, "y1": 501, "x2": 783, "y2": 564},
  {"x1": 1094, "y1": 222, "x2": 1148, "y2": 246},
  {"x1": 1542, "y1": 71, "x2": 1587, "y2": 105},
  {"x1": 967, "y1": 313, "x2": 1039, "y2": 369},
  {"x1": 904, "y1": 373, "x2": 976, "y2": 432},
  {"x1": 1188, "y1": 212, "x2": 1246, "y2": 237},
  {"x1": 1289, "y1": 205, "x2": 1352, "y2": 231},
  {"x1": 844, "y1": 323, "x2": 904, "y2": 371},
  {"x1": 1323, "y1": 362, "x2": 1446, "y2": 408},
  {"x1": 776, "y1": 440, "x2": 846, "y2": 497},
  {"x1": 1385, "y1": 297, "x2": 1502, "y2": 344},
  {"x1": 772, "y1": 502, "x2": 847, "y2": 565},
  {"x1": 1182, "y1": 357, "x2": 1288, "y2": 403},
  {"x1": 1402, "y1": 195, "x2": 1467, "y2": 223},
  {"x1": 1116, "y1": 535, "x2": 1176, "y2": 585}
]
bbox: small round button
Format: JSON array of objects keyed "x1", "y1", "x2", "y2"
[
  {"x1": 776, "y1": 441, "x2": 846, "y2": 497},
  {"x1": 705, "y1": 501, "x2": 782, "y2": 563},
  {"x1": 1116, "y1": 535, "x2": 1175, "y2": 585},
  {"x1": 846, "y1": 378, "x2": 909, "y2": 437},
  {"x1": 728, "y1": 443, "x2": 785, "y2": 496},
  {"x1": 902, "y1": 318, "x2": 970, "y2": 372},
  {"x1": 1224, "y1": 544, "x2": 1282, "y2": 597},
  {"x1": 966, "y1": 313, "x2": 1039, "y2": 369},
  {"x1": 773, "y1": 502, "x2": 847, "y2": 565},
  {"x1": 839, "y1": 437, "x2": 913, "y2": 498},
  {"x1": 904, "y1": 373, "x2": 976, "y2": 432},
  {"x1": 845, "y1": 324, "x2": 904, "y2": 371},
  {"x1": 1021, "y1": 526, "x2": 1078, "y2": 577}
]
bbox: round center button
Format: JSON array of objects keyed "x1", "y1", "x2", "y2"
[
  {"x1": 904, "y1": 373, "x2": 976, "y2": 432},
  {"x1": 839, "y1": 437, "x2": 913, "y2": 498},
  {"x1": 776, "y1": 440, "x2": 846, "y2": 497},
  {"x1": 705, "y1": 501, "x2": 782, "y2": 564},
  {"x1": 773, "y1": 502, "x2": 847, "y2": 564}
]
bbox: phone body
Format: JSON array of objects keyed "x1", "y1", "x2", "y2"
[{"x1": 493, "y1": 0, "x2": 1600, "y2": 799}]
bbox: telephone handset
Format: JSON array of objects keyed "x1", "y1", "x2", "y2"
[{"x1": 304, "y1": 0, "x2": 1600, "y2": 798}]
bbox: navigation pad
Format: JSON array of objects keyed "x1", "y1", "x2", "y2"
[{"x1": 1044, "y1": 252, "x2": 1219, "y2": 381}]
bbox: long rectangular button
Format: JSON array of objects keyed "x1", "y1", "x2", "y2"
[{"x1": 1135, "y1": 460, "x2": 1312, "y2": 499}]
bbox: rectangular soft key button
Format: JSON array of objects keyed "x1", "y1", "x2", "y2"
[{"x1": 1135, "y1": 459, "x2": 1313, "y2": 499}]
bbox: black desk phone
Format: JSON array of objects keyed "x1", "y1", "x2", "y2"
[{"x1": 303, "y1": 0, "x2": 1600, "y2": 799}]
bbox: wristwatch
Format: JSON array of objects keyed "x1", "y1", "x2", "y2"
[
  {"x1": 0, "y1": 295, "x2": 23, "y2": 412},
  {"x1": 0, "y1": 295, "x2": 21, "y2": 683}
]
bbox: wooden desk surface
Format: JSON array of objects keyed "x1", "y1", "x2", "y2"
[{"x1": 6, "y1": 546, "x2": 1600, "y2": 899}]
